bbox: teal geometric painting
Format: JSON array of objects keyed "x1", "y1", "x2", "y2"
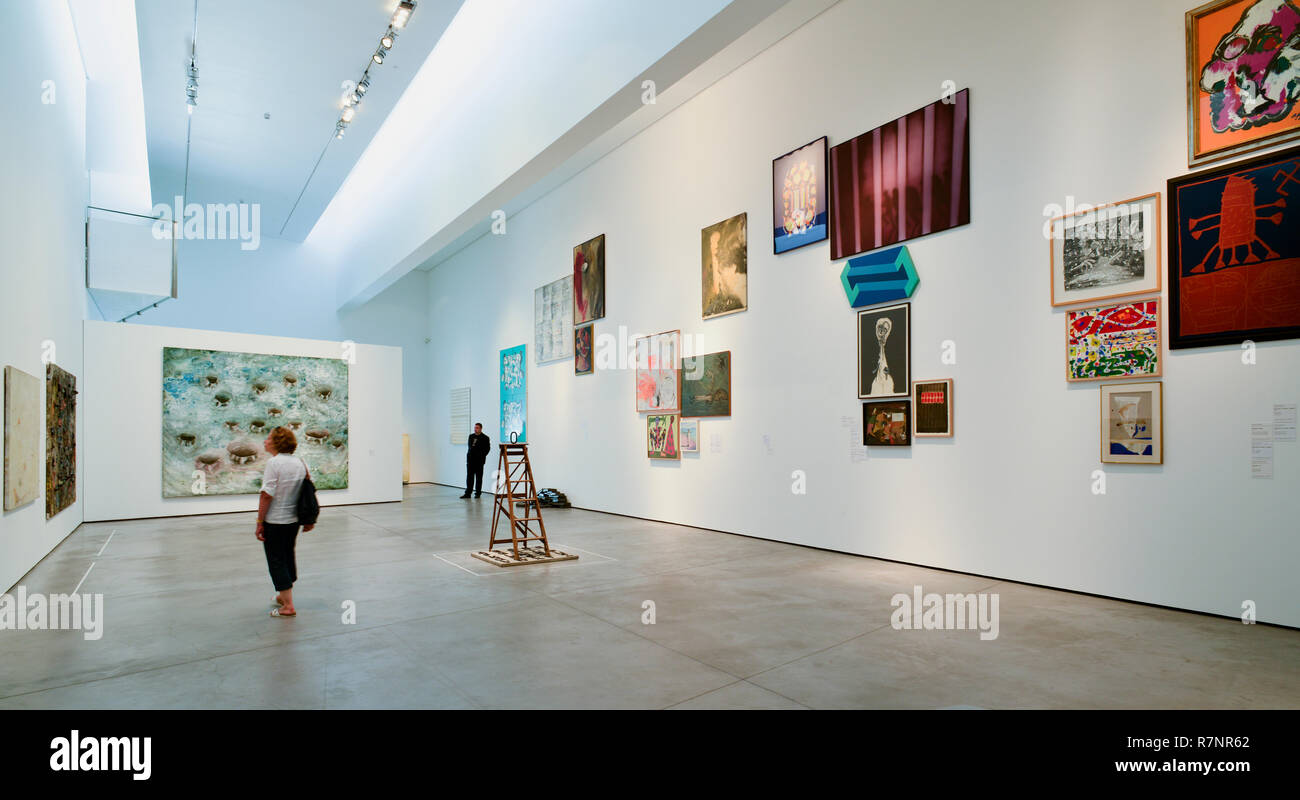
[
  {"x1": 500, "y1": 344, "x2": 526, "y2": 444},
  {"x1": 840, "y1": 245, "x2": 919, "y2": 308}
]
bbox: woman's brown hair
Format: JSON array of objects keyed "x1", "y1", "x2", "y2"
[{"x1": 267, "y1": 426, "x2": 298, "y2": 454}]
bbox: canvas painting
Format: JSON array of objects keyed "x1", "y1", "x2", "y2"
[
  {"x1": 680, "y1": 418, "x2": 699, "y2": 453},
  {"x1": 702, "y1": 213, "x2": 748, "y2": 319},
  {"x1": 647, "y1": 414, "x2": 680, "y2": 459},
  {"x1": 1067, "y1": 300, "x2": 1162, "y2": 382},
  {"x1": 1101, "y1": 381, "x2": 1164, "y2": 464},
  {"x1": 858, "y1": 303, "x2": 910, "y2": 399},
  {"x1": 1050, "y1": 194, "x2": 1161, "y2": 306},
  {"x1": 681, "y1": 350, "x2": 731, "y2": 418},
  {"x1": 573, "y1": 234, "x2": 606, "y2": 325},
  {"x1": 3, "y1": 366, "x2": 40, "y2": 511},
  {"x1": 45, "y1": 363, "x2": 76, "y2": 519},
  {"x1": 500, "y1": 344, "x2": 527, "y2": 443},
  {"x1": 829, "y1": 89, "x2": 970, "y2": 261},
  {"x1": 1186, "y1": 0, "x2": 1300, "y2": 166},
  {"x1": 912, "y1": 379, "x2": 953, "y2": 437},
  {"x1": 534, "y1": 276, "x2": 574, "y2": 363},
  {"x1": 635, "y1": 330, "x2": 680, "y2": 413},
  {"x1": 863, "y1": 400, "x2": 911, "y2": 446},
  {"x1": 161, "y1": 347, "x2": 349, "y2": 498},
  {"x1": 772, "y1": 136, "x2": 828, "y2": 253},
  {"x1": 1168, "y1": 145, "x2": 1300, "y2": 348},
  {"x1": 575, "y1": 324, "x2": 594, "y2": 375}
]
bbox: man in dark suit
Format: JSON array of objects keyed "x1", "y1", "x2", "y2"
[{"x1": 462, "y1": 422, "x2": 491, "y2": 498}]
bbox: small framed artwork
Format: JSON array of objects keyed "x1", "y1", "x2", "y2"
[
  {"x1": 702, "y1": 213, "x2": 747, "y2": 319},
  {"x1": 772, "y1": 136, "x2": 828, "y2": 254},
  {"x1": 1168, "y1": 145, "x2": 1300, "y2": 349},
  {"x1": 1049, "y1": 193, "x2": 1160, "y2": 307},
  {"x1": 681, "y1": 350, "x2": 731, "y2": 417},
  {"x1": 573, "y1": 234, "x2": 605, "y2": 325},
  {"x1": 575, "y1": 324, "x2": 594, "y2": 375},
  {"x1": 1186, "y1": 0, "x2": 1300, "y2": 167},
  {"x1": 863, "y1": 400, "x2": 911, "y2": 446},
  {"x1": 912, "y1": 379, "x2": 953, "y2": 437},
  {"x1": 680, "y1": 418, "x2": 699, "y2": 453},
  {"x1": 857, "y1": 302, "x2": 910, "y2": 399},
  {"x1": 647, "y1": 414, "x2": 680, "y2": 459},
  {"x1": 1066, "y1": 300, "x2": 1162, "y2": 382},
  {"x1": 635, "y1": 330, "x2": 680, "y2": 412},
  {"x1": 1100, "y1": 381, "x2": 1163, "y2": 465}
]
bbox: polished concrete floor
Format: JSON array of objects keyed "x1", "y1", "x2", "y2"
[{"x1": 1, "y1": 484, "x2": 1296, "y2": 709}]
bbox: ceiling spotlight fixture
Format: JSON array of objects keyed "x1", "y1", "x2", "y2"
[
  {"x1": 356, "y1": 78, "x2": 370, "y2": 96},
  {"x1": 381, "y1": 31, "x2": 396, "y2": 50},
  {"x1": 335, "y1": 4, "x2": 415, "y2": 142},
  {"x1": 185, "y1": 62, "x2": 198, "y2": 113},
  {"x1": 390, "y1": 0, "x2": 416, "y2": 29},
  {"x1": 341, "y1": 105, "x2": 356, "y2": 123},
  {"x1": 372, "y1": 49, "x2": 385, "y2": 64},
  {"x1": 336, "y1": 123, "x2": 347, "y2": 139}
]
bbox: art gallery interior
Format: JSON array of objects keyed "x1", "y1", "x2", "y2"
[{"x1": 1, "y1": 0, "x2": 1297, "y2": 712}]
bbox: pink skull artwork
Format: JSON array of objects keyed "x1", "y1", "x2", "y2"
[{"x1": 1200, "y1": 0, "x2": 1300, "y2": 133}]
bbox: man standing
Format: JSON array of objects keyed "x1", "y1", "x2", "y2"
[{"x1": 462, "y1": 422, "x2": 491, "y2": 498}]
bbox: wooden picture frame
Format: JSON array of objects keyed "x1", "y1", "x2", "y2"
[
  {"x1": 635, "y1": 330, "x2": 681, "y2": 413},
  {"x1": 912, "y1": 379, "x2": 953, "y2": 437},
  {"x1": 680, "y1": 350, "x2": 731, "y2": 418},
  {"x1": 573, "y1": 234, "x2": 606, "y2": 325},
  {"x1": 772, "y1": 136, "x2": 829, "y2": 254},
  {"x1": 1049, "y1": 193, "x2": 1161, "y2": 307},
  {"x1": 647, "y1": 413, "x2": 680, "y2": 459},
  {"x1": 1066, "y1": 300, "x2": 1162, "y2": 383},
  {"x1": 1100, "y1": 381, "x2": 1164, "y2": 465},
  {"x1": 574, "y1": 323, "x2": 594, "y2": 376},
  {"x1": 863, "y1": 400, "x2": 911, "y2": 446},
  {"x1": 857, "y1": 303, "x2": 910, "y2": 399}
]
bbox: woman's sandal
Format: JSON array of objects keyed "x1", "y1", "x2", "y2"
[{"x1": 270, "y1": 608, "x2": 296, "y2": 618}]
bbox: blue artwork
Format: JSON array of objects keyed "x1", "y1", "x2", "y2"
[
  {"x1": 772, "y1": 137, "x2": 828, "y2": 254},
  {"x1": 840, "y1": 245, "x2": 919, "y2": 308},
  {"x1": 500, "y1": 344, "x2": 526, "y2": 443}
]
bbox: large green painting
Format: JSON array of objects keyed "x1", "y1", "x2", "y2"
[{"x1": 681, "y1": 350, "x2": 731, "y2": 418}]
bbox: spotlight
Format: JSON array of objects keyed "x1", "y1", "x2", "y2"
[
  {"x1": 341, "y1": 105, "x2": 355, "y2": 122},
  {"x1": 372, "y1": 49, "x2": 384, "y2": 64},
  {"x1": 390, "y1": 0, "x2": 416, "y2": 29},
  {"x1": 357, "y1": 78, "x2": 370, "y2": 96},
  {"x1": 381, "y1": 31, "x2": 396, "y2": 49}
]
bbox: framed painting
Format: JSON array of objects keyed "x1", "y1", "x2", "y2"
[
  {"x1": 912, "y1": 379, "x2": 953, "y2": 437},
  {"x1": 534, "y1": 276, "x2": 573, "y2": 363},
  {"x1": 857, "y1": 303, "x2": 910, "y2": 399},
  {"x1": 772, "y1": 136, "x2": 828, "y2": 254},
  {"x1": 575, "y1": 323, "x2": 594, "y2": 375},
  {"x1": 3, "y1": 365, "x2": 40, "y2": 511},
  {"x1": 702, "y1": 213, "x2": 748, "y2": 319},
  {"x1": 1066, "y1": 300, "x2": 1162, "y2": 382},
  {"x1": 1049, "y1": 193, "x2": 1161, "y2": 306},
  {"x1": 647, "y1": 414, "x2": 680, "y2": 459},
  {"x1": 680, "y1": 418, "x2": 700, "y2": 453},
  {"x1": 1168, "y1": 145, "x2": 1300, "y2": 348},
  {"x1": 681, "y1": 350, "x2": 731, "y2": 417},
  {"x1": 45, "y1": 363, "x2": 77, "y2": 519},
  {"x1": 829, "y1": 89, "x2": 970, "y2": 261},
  {"x1": 1100, "y1": 381, "x2": 1164, "y2": 464},
  {"x1": 500, "y1": 344, "x2": 526, "y2": 443},
  {"x1": 1186, "y1": 0, "x2": 1300, "y2": 167},
  {"x1": 573, "y1": 234, "x2": 605, "y2": 325},
  {"x1": 863, "y1": 400, "x2": 911, "y2": 446},
  {"x1": 635, "y1": 330, "x2": 680, "y2": 413}
]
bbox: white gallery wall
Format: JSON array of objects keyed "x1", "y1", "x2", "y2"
[
  {"x1": 427, "y1": 0, "x2": 1300, "y2": 627},
  {"x1": 83, "y1": 320, "x2": 403, "y2": 521}
]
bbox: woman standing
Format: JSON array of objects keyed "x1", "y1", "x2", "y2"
[{"x1": 256, "y1": 426, "x2": 314, "y2": 618}]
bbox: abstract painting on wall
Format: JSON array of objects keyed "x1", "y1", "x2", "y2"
[
  {"x1": 772, "y1": 136, "x2": 828, "y2": 253},
  {"x1": 1168, "y1": 145, "x2": 1300, "y2": 348},
  {"x1": 681, "y1": 350, "x2": 731, "y2": 417},
  {"x1": 1186, "y1": 0, "x2": 1300, "y2": 166},
  {"x1": 1100, "y1": 381, "x2": 1163, "y2": 464},
  {"x1": 680, "y1": 418, "x2": 699, "y2": 453},
  {"x1": 534, "y1": 276, "x2": 574, "y2": 363},
  {"x1": 702, "y1": 213, "x2": 747, "y2": 319},
  {"x1": 574, "y1": 324, "x2": 594, "y2": 375},
  {"x1": 829, "y1": 89, "x2": 970, "y2": 261},
  {"x1": 3, "y1": 365, "x2": 40, "y2": 511},
  {"x1": 1050, "y1": 193, "x2": 1161, "y2": 307},
  {"x1": 1066, "y1": 300, "x2": 1162, "y2": 382},
  {"x1": 863, "y1": 400, "x2": 911, "y2": 446},
  {"x1": 647, "y1": 414, "x2": 680, "y2": 459},
  {"x1": 161, "y1": 347, "x2": 349, "y2": 498},
  {"x1": 500, "y1": 344, "x2": 527, "y2": 443},
  {"x1": 857, "y1": 303, "x2": 910, "y2": 399},
  {"x1": 573, "y1": 234, "x2": 606, "y2": 325},
  {"x1": 912, "y1": 378, "x2": 953, "y2": 437},
  {"x1": 635, "y1": 330, "x2": 680, "y2": 413},
  {"x1": 45, "y1": 363, "x2": 76, "y2": 519}
]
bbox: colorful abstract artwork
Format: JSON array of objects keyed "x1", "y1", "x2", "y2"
[
  {"x1": 635, "y1": 330, "x2": 680, "y2": 413},
  {"x1": 1168, "y1": 145, "x2": 1300, "y2": 348},
  {"x1": 1101, "y1": 381, "x2": 1163, "y2": 464},
  {"x1": 840, "y1": 245, "x2": 919, "y2": 308},
  {"x1": 45, "y1": 364, "x2": 76, "y2": 519},
  {"x1": 680, "y1": 418, "x2": 699, "y2": 453},
  {"x1": 681, "y1": 350, "x2": 731, "y2": 417},
  {"x1": 161, "y1": 348, "x2": 349, "y2": 498},
  {"x1": 829, "y1": 89, "x2": 970, "y2": 261},
  {"x1": 500, "y1": 344, "x2": 527, "y2": 443},
  {"x1": 647, "y1": 414, "x2": 680, "y2": 459},
  {"x1": 573, "y1": 234, "x2": 605, "y2": 325},
  {"x1": 912, "y1": 379, "x2": 953, "y2": 438},
  {"x1": 1050, "y1": 194, "x2": 1161, "y2": 307},
  {"x1": 863, "y1": 400, "x2": 911, "y2": 446},
  {"x1": 534, "y1": 276, "x2": 573, "y2": 363},
  {"x1": 1066, "y1": 301, "x2": 1162, "y2": 382},
  {"x1": 702, "y1": 213, "x2": 747, "y2": 319},
  {"x1": 574, "y1": 324, "x2": 594, "y2": 376},
  {"x1": 857, "y1": 303, "x2": 910, "y2": 399},
  {"x1": 3, "y1": 365, "x2": 40, "y2": 511},
  {"x1": 1187, "y1": 0, "x2": 1300, "y2": 166},
  {"x1": 772, "y1": 136, "x2": 828, "y2": 253}
]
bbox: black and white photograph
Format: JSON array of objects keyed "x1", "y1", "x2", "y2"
[
  {"x1": 857, "y1": 302, "x2": 910, "y2": 399},
  {"x1": 1050, "y1": 193, "x2": 1161, "y2": 306}
]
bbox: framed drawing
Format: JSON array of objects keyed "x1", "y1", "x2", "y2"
[
  {"x1": 702, "y1": 213, "x2": 747, "y2": 319},
  {"x1": 772, "y1": 136, "x2": 828, "y2": 254},
  {"x1": 857, "y1": 303, "x2": 910, "y2": 399},
  {"x1": 647, "y1": 414, "x2": 680, "y2": 459},
  {"x1": 3, "y1": 365, "x2": 40, "y2": 511},
  {"x1": 680, "y1": 418, "x2": 700, "y2": 453},
  {"x1": 829, "y1": 89, "x2": 970, "y2": 261},
  {"x1": 573, "y1": 234, "x2": 605, "y2": 325},
  {"x1": 574, "y1": 323, "x2": 594, "y2": 375},
  {"x1": 500, "y1": 344, "x2": 526, "y2": 443},
  {"x1": 534, "y1": 276, "x2": 573, "y2": 363},
  {"x1": 635, "y1": 330, "x2": 680, "y2": 413},
  {"x1": 681, "y1": 350, "x2": 731, "y2": 417},
  {"x1": 1050, "y1": 193, "x2": 1161, "y2": 306},
  {"x1": 1100, "y1": 381, "x2": 1164, "y2": 465},
  {"x1": 1186, "y1": 0, "x2": 1300, "y2": 167},
  {"x1": 863, "y1": 400, "x2": 911, "y2": 446},
  {"x1": 912, "y1": 379, "x2": 953, "y2": 437},
  {"x1": 45, "y1": 363, "x2": 77, "y2": 519},
  {"x1": 1066, "y1": 300, "x2": 1162, "y2": 382}
]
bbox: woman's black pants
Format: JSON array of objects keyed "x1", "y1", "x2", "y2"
[{"x1": 263, "y1": 522, "x2": 301, "y2": 591}]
